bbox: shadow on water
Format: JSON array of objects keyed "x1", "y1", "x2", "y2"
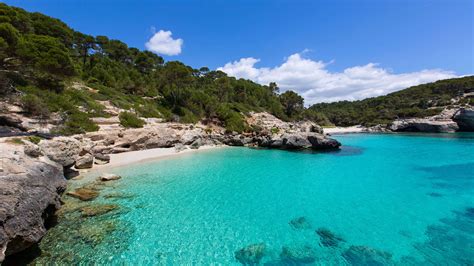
[
  {"x1": 411, "y1": 206, "x2": 474, "y2": 265},
  {"x1": 416, "y1": 162, "x2": 474, "y2": 192}
]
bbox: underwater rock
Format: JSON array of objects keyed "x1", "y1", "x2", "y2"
[
  {"x1": 99, "y1": 173, "x2": 121, "y2": 181},
  {"x1": 235, "y1": 243, "x2": 266, "y2": 265},
  {"x1": 280, "y1": 245, "x2": 317, "y2": 264},
  {"x1": 80, "y1": 204, "x2": 118, "y2": 217},
  {"x1": 103, "y1": 192, "x2": 135, "y2": 199},
  {"x1": 289, "y1": 216, "x2": 312, "y2": 230},
  {"x1": 427, "y1": 192, "x2": 443, "y2": 197},
  {"x1": 66, "y1": 188, "x2": 99, "y2": 201},
  {"x1": 316, "y1": 228, "x2": 345, "y2": 247},
  {"x1": 342, "y1": 245, "x2": 393, "y2": 266}
]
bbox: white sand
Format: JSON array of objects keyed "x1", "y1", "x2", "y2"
[
  {"x1": 91, "y1": 145, "x2": 224, "y2": 170},
  {"x1": 323, "y1": 126, "x2": 365, "y2": 134}
]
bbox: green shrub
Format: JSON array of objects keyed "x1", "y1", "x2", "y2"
[
  {"x1": 28, "y1": 135, "x2": 42, "y2": 144},
  {"x1": 216, "y1": 105, "x2": 247, "y2": 133},
  {"x1": 20, "y1": 94, "x2": 50, "y2": 118},
  {"x1": 55, "y1": 111, "x2": 99, "y2": 135},
  {"x1": 119, "y1": 111, "x2": 144, "y2": 128},
  {"x1": 7, "y1": 138, "x2": 24, "y2": 145}
]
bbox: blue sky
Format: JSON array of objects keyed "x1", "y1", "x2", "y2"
[{"x1": 3, "y1": 0, "x2": 473, "y2": 103}]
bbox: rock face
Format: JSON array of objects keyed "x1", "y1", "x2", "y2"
[
  {"x1": 39, "y1": 137, "x2": 82, "y2": 167},
  {"x1": 453, "y1": 108, "x2": 474, "y2": 131},
  {"x1": 389, "y1": 119, "x2": 459, "y2": 133},
  {"x1": 0, "y1": 144, "x2": 66, "y2": 262}
]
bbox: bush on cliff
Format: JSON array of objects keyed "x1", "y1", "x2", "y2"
[{"x1": 119, "y1": 112, "x2": 145, "y2": 128}]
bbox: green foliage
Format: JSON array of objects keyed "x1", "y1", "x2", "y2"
[
  {"x1": 7, "y1": 137, "x2": 24, "y2": 145},
  {"x1": 310, "y1": 76, "x2": 474, "y2": 126},
  {"x1": 279, "y1": 90, "x2": 304, "y2": 120},
  {"x1": 119, "y1": 112, "x2": 145, "y2": 128},
  {"x1": 216, "y1": 105, "x2": 247, "y2": 133},
  {"x1": 20, "y1": 94, "x2": 50, "y2": 118},
  {"x1": 28, "y1": 135, "x2": 42, "y2": 144},
  {"x1": 56, "y1": 110, "x2": 99, "y2": 135}
]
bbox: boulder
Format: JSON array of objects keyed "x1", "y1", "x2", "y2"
[
  {"x1": 23, "y1": 143, "x2": 42, "y2": 158},
  {"x1": 75, "y1": 154, "x2": 94, "y2": 169},
  {"x1": 40, "y1": 137, "x2": 81, "y2": 167},
  {"x1": 281, "y1": 133, "x2": 312, "y2": 149},
  {"x1": 94, "y1": 153, "x2": 110, "y2": 165},
  {"x1": 453, "y1": 108, "x2": 474, "y2": 131},
  {"x1": 0, "y1": 144, "x2": 66, "y2": 262},
  {"x1": 389, "y1": 119, "x2": 459, "y2": 133},
  {"x1": 307, "y1": 134, "x2": 341, "y2": 150},
  {"x1": 99, "y1": 173, "x2": 121, "y2": 181}
]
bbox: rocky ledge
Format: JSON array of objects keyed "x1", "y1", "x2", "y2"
[
  {"x1": 388, "y1": 107, "x2": 474, "y2": 133},
  {"x1": 0, "y1": 143, "x2": 66, "y2": 262}
]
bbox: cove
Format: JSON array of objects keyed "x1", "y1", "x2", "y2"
[{"x1": 25, "y1": 133, "x2": 474, "y2": 264}]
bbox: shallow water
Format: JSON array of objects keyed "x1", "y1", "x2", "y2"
[{"x1": 31, "y1": 133, "x2": 474, "y2": 265}]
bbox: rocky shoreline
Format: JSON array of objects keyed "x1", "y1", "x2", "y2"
[{"x1": 0, "y1": 112, "x2": 341, "y2": 261}]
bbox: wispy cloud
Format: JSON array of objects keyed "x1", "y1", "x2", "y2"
[
  {"x1": 145, "y1": 29, "x2": 183, "y2": 56},
  {"x1": 218, "y1": 53, "x2": 457, "y2": 104}
]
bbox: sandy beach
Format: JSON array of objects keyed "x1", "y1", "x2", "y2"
[
  {"x1": 90, "y1": 145, "x2": 224, "y2": 170},
  {"x1": 323, "y1": 126, "x2": 366, "y2": 134}
]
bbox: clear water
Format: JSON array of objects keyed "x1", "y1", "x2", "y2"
[{"x1": 32, "y1": 133, "x2": 474, "y2": 265}]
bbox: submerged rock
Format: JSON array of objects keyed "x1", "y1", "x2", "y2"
[
  {"x1": 99, "y1": 173, "x2": 121, "y2": 181},
  {"x1": 280, "y1": 245, "x2": 317, "y2": 264},
  {"x1": 234, "y1": 243, "x2": 266, "y2": 265},
  {"x1": 80, "y1": 204, "x2": 119, "y2": 217},
  {"x1": 316, "y1": 228, "x2": 345, "y2": 247},
  {"x1": 66, "y1": 188, "x2": 99, "y2": 201},
  {"x1": 342, "y1": 245, "x2": 393, "y2": 266},
  {"x1": 289, "y1": 216, "x2": 312, "y2": 230},
  {"x1": 103, "y1": 192, "x2": 135, "y2": 200}
]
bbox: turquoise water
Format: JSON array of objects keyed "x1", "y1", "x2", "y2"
[{"x1": 36, "y1": 133, "x2": 474, "y2": 265}]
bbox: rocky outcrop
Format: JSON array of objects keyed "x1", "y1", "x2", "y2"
[
  {"x1": 39, "y1": 137, "x2": 82, "y2": 167},
  {"x1": 389, "y1": 119, "x2": 459, "y2": 133},
  {"x1": 388, "y1": 107, "x2": 474, "y2": 133},
  {"x1": 260, "y1": 132, "x2": 341, "y2": 150},
  {"x1": 75, "y1": 154, "x2": 94, "y2": 169},
  {"x1": 453, "y1": 108, "x2": 474, "y2": 131},
  {"x1": 0, "y1": 143, "x2": 66, "y2": 262}
]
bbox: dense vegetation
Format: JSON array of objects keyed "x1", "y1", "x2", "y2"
[
  {"x1": 0, "y1": 3, "x2": 328, "y2": 135},
  {"x1": 310, "y1": 76, "x2": 474, "y2": 126}
]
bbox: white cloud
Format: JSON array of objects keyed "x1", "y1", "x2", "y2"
[
  {"x1": 218, "y1": 53, "x2": 457, "y2": 105},
  {"x1": 145, "y1": 30, "x2": 183, "y2": 56}
]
